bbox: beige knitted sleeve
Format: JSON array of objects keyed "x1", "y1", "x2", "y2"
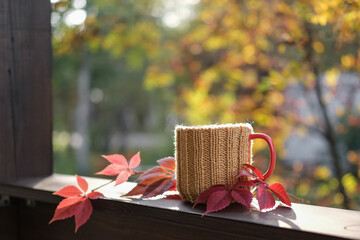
[{"x1": 175, "y1": 123, "x2": 253, "y2": 202}]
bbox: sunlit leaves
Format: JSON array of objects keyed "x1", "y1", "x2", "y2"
[
  {"x1": 96, "y1": 152, "x2": 141, "y2": 186},
  {"x1": 125, "y1": 157, "x2": 176, "y2": 198},
  {"x1": 51, "y1": 175, "x2": 104, "y2": 232},
  {"x1": 195, "y1": 165, "x2": 292, "y2": 215}
]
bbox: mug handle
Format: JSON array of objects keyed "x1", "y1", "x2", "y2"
[{"x1": 248, "y1": 133, "x2": 276, "y2": 180}]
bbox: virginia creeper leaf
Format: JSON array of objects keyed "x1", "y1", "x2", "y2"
[
  {"x1": 74, "y1": 198, "x2": 93, "y2": 233},
  {"x1": 136, "y1": 166, "x2": 169, "y2": 181},
  {"x1": 136, "y1": 172, "x2": 169, "y2": 183},
  {"x1": 193, "y1": 185, "x2": 226, "y2": 208},
  {"x1": 115, "y1": 170, "x2": 131, "y2": 186},
  {"x1": 76, "y1": 175, "x2": 88, "y2": 193},
  {"x1": 97, "y1": 153, "x2": 142, "y2": 186},
  {"x1": 242, "y1": 164, "x2": 265, "y2": 180},
  {"x1": 129, "y1": 152, "x2": 141, "y2": 169},
  {"x1": 168, "y1": 180, "x2": 177, "y2": 191},
  {"x1": 236, "y1": 169, "x2": 257, "y2": 180},
  {"x1": 96, "y1": 164, "x2": 125, "y2": 176},
  {"x1": 157, "y1": 157, "x2": 175, "y2": 171},
  {"x1": 53, "y1": 186, "x2": 83, "y2": 198},
  {"x1": 257, "y1": 183, "x2": 275, "y2": 211},
  {"x1": 204, "y1": 190, "x2": 232, "y2": 215},
  {"x1": 123, "y1": 183, "x2": 148, "y2": 197},
  {"x1": 87, "y1": 191, "x2": 104, "y2": 200},
  {"x1": 268, "y1": 183, "x2": 292, "y2": 207},
  {"x1": 101, "y1": 154, "x2": 127, "y2": 165},
  {"x1": 125, "y1": 158, "x2": 175, "y2": 198},
  {"x1": 50, "y1": 196, "x2": 84, "y2": 224},
  {"x1": 234, "y1": 181, "x2": 256, "y2": 188},
  {"x1": 163, "y1": 194, "x2": 182, "y2": 200},
  {"x1": 142, "y1": 176, "x2": 172, "y2": 198},
  {"x1": 231, "y1": 189, "x2": 253, "y2": 210}
]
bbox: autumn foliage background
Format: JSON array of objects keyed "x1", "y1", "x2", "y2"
[{"x1": 51, "y1": 0, "x2": 360, "y2": 210}]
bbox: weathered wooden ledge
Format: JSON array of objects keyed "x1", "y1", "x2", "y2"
[{"x1": 0, "y1": 174, "x2": 359, "y2": 240}]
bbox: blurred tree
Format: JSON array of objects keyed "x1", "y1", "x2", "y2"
[
  {"x1": 51, "y1": 0, "x2": 173, "y2": 175},
  {"x1": 51, "y1": 0, "x2": 360, "y2": 209},
  {"x1": 144, "y1": 0, "x2": 360, "y2": 209}
]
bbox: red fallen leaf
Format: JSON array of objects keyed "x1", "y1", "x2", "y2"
[
  {"x1": 50, "y1": 197, "x2": 84, "y2": 224},
  {"x1": 87, "y1": 191, "x2": 105, "y2": 200},
  {"x1": 163, "y1": 194, "x2": 182, "y2": 200},
  {"x1": 236, "y1": 169, "x2": 257, "y2": 180},
  {"x1": 53, "y1": 185, "x2": 83, "y2": 198},
  {"x1": 242, "y1": 164, "x2": 265, "y2": 180},
  {"x1": 125, "y1": 157, "x2": 175, "y2": 198},
  {"x1": 76, "y1": 175, "x2": 88, "y2": 192},
  {"x1": 204, "y1": 190, "x2": 232, "y2": 215},
  {"x1": 257, "y1": 183, "x2": 275, "y2": 211},
  {"x1": 142, "y1": 176, "x2": 173, "y2": 198},
  {"x1": 268, "y1": 183, "x2": 292, "y2": 207},
  {"x1": 193, "y1": 185, "x2": 226, "y2": 208},
  {"x1": 231, "y1": 188, "x2": 253, "y2": 210},
  {"x1": 168, "y1": 180, "x2": 177, "y2": 191},
  {"x1": 157, "y1": 157, "x2": 175, "y2": 171},
  {"x1": 50, "y1": 176, "x2": 104, "y2": 232},
  {"x1": 234, "y1": 180, "x2": 256, "y2": 188},
  {"x1": 137, "y1": 166, "x2": 169, "y2": 181},
  {"x1": 97, "y1": 152, "x2": 141, "y2": 186},
  {"x1": 74, "y1": 198, "x2": 93, "y2": 233}
]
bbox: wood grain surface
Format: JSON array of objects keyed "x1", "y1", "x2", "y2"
[
  {"x1": 1, "y1": 174, "x2": 359, "y2": 240},
  {"x1": 0, "y1": 0, "x2": 52, "y2": 179}
]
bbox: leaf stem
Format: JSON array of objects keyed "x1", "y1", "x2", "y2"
[
  {"x1": 91, "y1": 179, "x2": 115, "y2": 192},
  {"x1": 133, "y1": 171, "x2": 144, "y2": 175}
]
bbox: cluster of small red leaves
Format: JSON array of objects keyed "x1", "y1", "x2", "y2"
[
  {"x1": 50, "y1": 153, "x2": 177, "y2": 232},
  {"x1": 125, "y1": 157, "x2": 176, "y2": 198},
  {"x1": 96, "y1": 152, "x2": 141, "y2": 185},
  {"x1": 193, "y1": 181, "x2": 255, "y2": 215},
  {"x1": 194, "y1": 164, "x2": 291, "y2": 215},
  {"x1": 50, "y1": 175, "x2": 104, "y2": 232}
]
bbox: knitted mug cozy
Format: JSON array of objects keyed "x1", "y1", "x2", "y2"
[{"x1": 175, "y1": 123, "x2": 254, "y2": 202}]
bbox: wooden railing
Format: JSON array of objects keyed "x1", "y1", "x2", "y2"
[{"x1": 0, "y1": 174, "x2": 359, "y2": 240}]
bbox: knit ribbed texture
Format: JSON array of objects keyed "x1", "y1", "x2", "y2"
[{"x1": 175, "y1": 123, "x2": 253, "y2": 202}]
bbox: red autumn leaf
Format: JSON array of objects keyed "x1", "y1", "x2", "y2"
[
  {"x1": 124, "y1": 158, "x2": 175, "y2": 198},
  {"x1": 236, "y1": 169, "x2": 258, "y2": 180},
  {"x1": 51, "y1": 176, "x2": 104, "y2": 232},
  {"x1": 268, "y1": 183, "x2": 292, "y2": 207},
  {"x1": 97, "y1": 153, "x2": 142, "y2": 186},
  {"x1": 142, "y1": 176, "x2": 173, "y2": 198},
  {"x1": 257, "y1": 183, "x2": 275, "y2": 211},
  {"x1": 74, "y1": 198, "x2": 93, "y2": 233},
  {"x1": 76, "y1": 175, "x2": 88, "y2": 193},
  {"x1": 168, "y1": 180, "x2": 177, "y2": 191},
  {"x1": 242, "y1": 164, "x2": 265, "y2": 180},
  {"x1": 231, "y1": 188, "x2": 253, "y2": 210},
  {"x1": 204, "y1": 190, "x2": 232, "y2": 215},
  {"x1": 137, "y1": 166, "x2": 169, "y2": 181},
  {"x1": 193, "y1": 185, "x2": 226, "y2": 208},
  {"x1": 234, "y1": 180, "x2": 256, "y2": 188},
  {"x1": 123, "y1": 183, "x2": 148, "y2": 197},
  {"x1": 157, "y1": 157, "x2": 175, "y2": 171},
  {"x1": 50, "y1": 196, "x2": 84, "y2": 224},
  {"x1": 87, "y1": 191, "x2": 104, "y2": 200},
  {"x1": 53, "y1": 186, "x2": 83, "y2": 198},
  {"x1": 163, "y1": 194, "x2": 182, "y2": 200},
  {"x1": 128, "y1": 152, "x2": 141, "y2": 169}
]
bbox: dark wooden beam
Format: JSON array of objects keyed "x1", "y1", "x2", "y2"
[
  {"x1": 0, "y1": 174, "x2": 359, "y2": 240},
  {"x1": 0, "y1": 0, "x2": 52, "y2": 179}
]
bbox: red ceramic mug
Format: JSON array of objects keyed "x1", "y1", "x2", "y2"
[{"x1": 175, "y1": 123, "x2": 276, "y2": 202}]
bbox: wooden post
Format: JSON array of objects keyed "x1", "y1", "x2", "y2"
[{"x1": 0, "y1": 0, "x2": 52, "y2": 179}]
